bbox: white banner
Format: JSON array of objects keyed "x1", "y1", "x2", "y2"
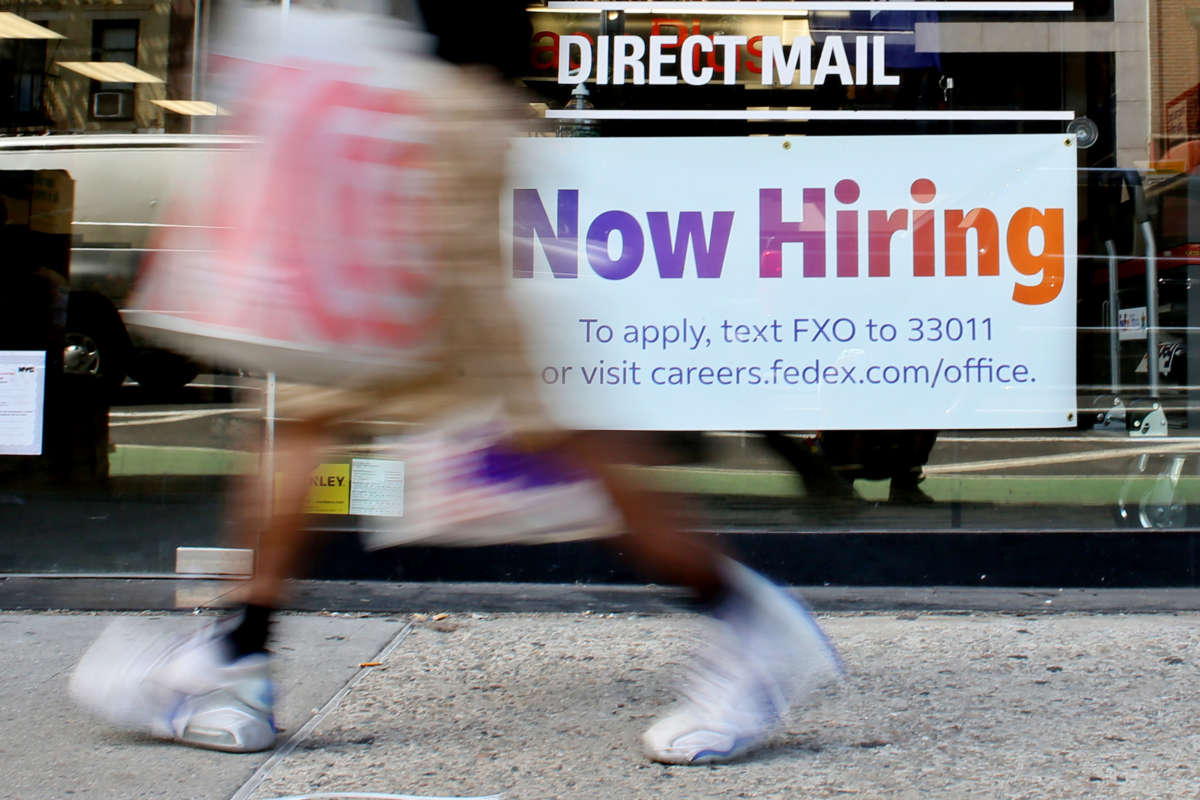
[{"x1": 503, "y1": 134, "x2": 1077, "y2": 430}]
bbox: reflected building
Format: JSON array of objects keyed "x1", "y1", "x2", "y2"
[{"x1": 0, "y1": 0, "x2": 200, "y2": 134}]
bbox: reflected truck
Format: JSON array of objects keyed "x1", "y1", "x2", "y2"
[{"x1": 0, "y1": 133, "x2": 248, "y2": 394}]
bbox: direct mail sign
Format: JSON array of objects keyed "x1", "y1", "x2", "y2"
[{"x1": 503, "y1": 134, "x2": 1077, "y2": 430}]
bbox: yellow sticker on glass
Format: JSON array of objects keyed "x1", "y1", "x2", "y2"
[{"x1": 303, "y1": 463, "x2": 351, "y2": 515}]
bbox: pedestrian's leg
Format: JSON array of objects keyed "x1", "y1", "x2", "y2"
[
  {"x1": 236, "y1": 418, "x2": 335, "y2": 606},
  {"x1": 222, "y1": 417, "x2": 337, "y2": 656},
  {"x1": 68, "y1": 417, "x2": 340, "y2": 753},
  {"x1": 560, "y1": 431, "x2": 726, "y2": 601},
  {"x1": 61, "y1": 419, "x2": 335, "y2": 754},
  {"x1": 559, "y1": 431, "x2": 843, "y2": 765}
]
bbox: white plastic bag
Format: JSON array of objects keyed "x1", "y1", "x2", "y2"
[
  {"x1": 126, "y1": 5, "x2": 444, "y2": 385},
  {"x1": 365, "y1": 405, "x2": 621, "y2": 549}
]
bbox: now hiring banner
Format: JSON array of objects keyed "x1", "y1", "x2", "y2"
[{"x1": 502, "y1": 134, "x2": 1078, "y2": 431}]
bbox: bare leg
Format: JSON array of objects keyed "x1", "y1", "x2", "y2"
[
  {"x1": 560, "y1": 431, "x2": 728, "y2": 600},
  {"x1": 230, "y1": 417, "x2": 336, "y2": 607},
  {"x1": 561, "y1": 437, "x2": 844, "y2": 766}
]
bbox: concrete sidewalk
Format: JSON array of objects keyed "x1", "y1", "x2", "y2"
[
  {"x1": 0, "y1": 612, "x2": 405, "y2": 800},
  {"x1": 5, "y1": 604, "x2": 1200, "y2": 800}
]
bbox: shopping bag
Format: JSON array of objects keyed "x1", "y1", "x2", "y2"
[
  {"x1": 365, "y1": 405, "x2": 622, "y2": 548},
  {"x1": 125, "y1": 6, "x2": 444, "y2": 385}
]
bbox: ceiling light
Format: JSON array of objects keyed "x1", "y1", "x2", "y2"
[{"x1": 57, "y1": 62, "x2": 164, "y2": 83}]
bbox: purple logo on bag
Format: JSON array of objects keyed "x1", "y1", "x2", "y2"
[{"x1": 475, "y1": 442, "x2": 591, "y2": 489}]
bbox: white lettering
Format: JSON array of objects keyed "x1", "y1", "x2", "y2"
[
  {"x1": 855, "y1": 36, "x2": 869, "y2": 85},
  {"x1": 681, "y1": 35, "x2": 714, "y2": 86},
  {"x1": 648, "y1": 35, "x2": 678, "y2": 85},
  {"x1": 814, "y1": 35, "x2": 853, "y2": 86},
  {"x1": 552, "y1": 31, "x2": 897, "y2": 89},
  {"x1": 761, "y1": 35, "x2": 812, "y2": 86},
  {"x1": 613, "y1": 35, "x2": 646, "y2": 85},
  {"x1": 558, "y1": 35, "x2": 592, "y2": 85},
  {"x1": 713, "y1": 35, "x2": 748, "y2": 86},
  {"x1": 873, "y1": 35, "x2": 900, "y2": 86},
  {"x1": 596, "y1": 34, "x2": 610, "y2": 85}
]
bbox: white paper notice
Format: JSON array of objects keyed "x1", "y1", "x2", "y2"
[
  {"x1": 349, "y1": 457, "x2": 405, "y2": 517},
  {"x1": 0, "y1": 351, "x2": 45, "y2": 456}
]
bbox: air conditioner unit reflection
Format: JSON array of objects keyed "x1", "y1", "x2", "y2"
[{"x1": 92, "y1": 91, "x2": 130, "y2": 119}]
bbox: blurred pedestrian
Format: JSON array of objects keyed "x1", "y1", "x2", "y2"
[{"x1": 69, "y1": 0, "x2": 841, "y2": 765}]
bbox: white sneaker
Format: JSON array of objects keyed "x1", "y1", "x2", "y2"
[
  {"x1": 69, "y1": 618, "x2": 277, "y2": 753},
  {"x1": 642, "y1": 560, "x2": 843, "y2": 764}
]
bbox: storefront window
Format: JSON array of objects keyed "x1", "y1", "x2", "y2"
[
  {"x1": 1, "y1": 1, "x2": 1198, "y2": 578},
  {"x1": 511, "y1": 1, "x2": 1200, "y2": 538},
  {"x1": 89, "y1": 20, "x2": 139, "y2": 121},
  {"x1": 0, "y1": 0, "x2": 255, "y2": 573}
]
